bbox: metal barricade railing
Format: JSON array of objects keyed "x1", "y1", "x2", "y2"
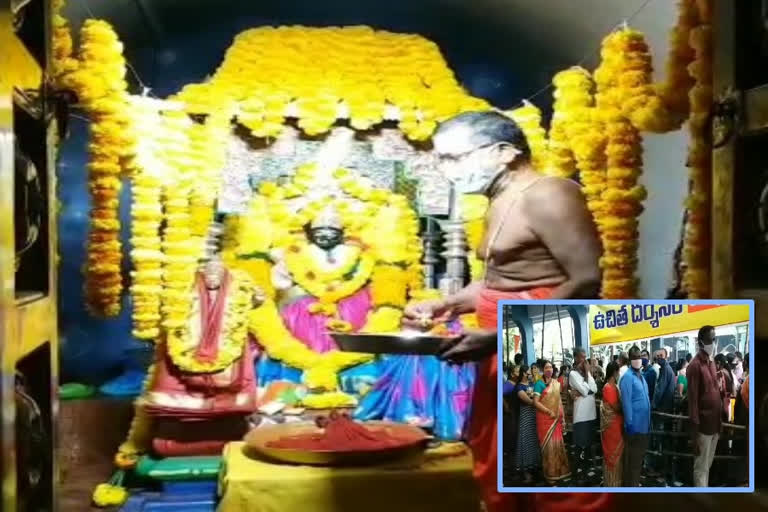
[{"x1": 648, "y1": 409, "x2": 748, "y2": 486}]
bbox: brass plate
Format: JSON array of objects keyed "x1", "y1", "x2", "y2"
[
  {"x1": 330, "y1": 332, "x2": 455, "y2": 355},
  {"x1": 243, "y1": 421, "x2": 430, "y2": 466}
]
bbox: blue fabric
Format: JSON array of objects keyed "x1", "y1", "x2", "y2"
[
  {"x1": 643, "y1": 366, "x2": 657, "y2": 401},
  {"x1": 620, "y1": 368, "x2": 651, "y2": 435},
  {"x1": 503, "y1": 381, "x2": 517, "y2": 395},
  {"x1": 653, "y1": 360, "x2": 676, "y2": 412},
  {"x1": 256, "y1": 356, "x2": 303, "y2": 386},
  {"x1": 354, "y1": 356, "x2": 476, "y2": 441},
  {"x1": 533, "y1": 379, "x2": 546, "y2": 395},
  {"x1": 339, "y1": 360, "x2": 383, "y2": 395}
]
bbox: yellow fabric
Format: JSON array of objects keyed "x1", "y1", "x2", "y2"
[{"x1": 218, "y1": 442, "x2": 480, "y2": 512}]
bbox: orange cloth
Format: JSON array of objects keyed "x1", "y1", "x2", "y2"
[{"x1": 470, "y1": 287, "x2": 615, "y2": 512}]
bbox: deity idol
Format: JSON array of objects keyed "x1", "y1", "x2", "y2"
[
  {"x1": 258, "y1": 205, "x2": 380, "y2": 392},
  {"x1": 135, "y1": 257, "x2": 260, "y2": 457},
  {"x1": 254, "y1": 203, "x2": 474, "y2": 440}
]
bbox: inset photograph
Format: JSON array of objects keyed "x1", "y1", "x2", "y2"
[{"x1": 498, "y1": 300, "x2": 753, "y2": 492}]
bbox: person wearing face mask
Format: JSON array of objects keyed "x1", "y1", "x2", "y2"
[
  {"x1": 401, "y1": 111, "x2": 603, "y2": 512},
  {"x1": 687, "y1": 325, "x2": 722, "y2": 487},
  {"x1": 732, "y1": 351, "x2": 744, "y2": 384},
  {"x1": 619, "y1": 346, "x2": 651, "y2": 487},
  {"x1": 640, "y1": 349, "x2": 656, "y2": 402},
  {"x1": 569, "y1": 347, "x2": 598, "y2": 484},
  {"x1": 653, "y1": 349, "x2": 676, "y2": 413}
]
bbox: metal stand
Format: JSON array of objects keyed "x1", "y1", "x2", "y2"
[
  {"x1": 438, "y1": 186, "x2": 468, "y2": 296},
  {"x1": 421, "y1": 218, "x2": 440, "y2": 289}
]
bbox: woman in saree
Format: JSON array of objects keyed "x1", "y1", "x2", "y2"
[
  {"x1": 533, "y1": 360, "x2": 571, "y2": 483},
  {"x1": 600, "y1": 361, "x2": 623, "y2": 487},
  {"x1": 514, "y1": 365, "x2": 541, "y2": 484}
]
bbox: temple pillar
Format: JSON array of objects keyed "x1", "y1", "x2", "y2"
[
  {"x1": 502, "y1": 305, "x2": 536, "y2": 366},
  {"x1": 567, "y1": 305, "x2": 590, "y2": 357}
]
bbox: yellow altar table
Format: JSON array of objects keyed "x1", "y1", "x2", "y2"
[{"x1": 217, "y1": 441, "x2": 481, "y2": 512}]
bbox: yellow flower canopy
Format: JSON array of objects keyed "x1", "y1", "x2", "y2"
[{"x1": 171, "y1": 25, "x2": 492, "y2": 140}]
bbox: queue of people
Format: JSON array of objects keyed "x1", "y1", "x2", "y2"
[{"x1": 502, "y1": 325, "x2": 749, "y2": 488}]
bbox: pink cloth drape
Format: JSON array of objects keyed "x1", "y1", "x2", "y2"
[{"x1": 279, "y1": 287, "x2": 372, "y2": 352}]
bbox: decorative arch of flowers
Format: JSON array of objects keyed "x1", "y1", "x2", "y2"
[{"x1": 52, "y1": 1, "x2": 714, "y2": 342}]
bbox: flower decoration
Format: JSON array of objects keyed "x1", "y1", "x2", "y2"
[
  {"x1": 172, "y1": 26, "x2": 491, "y2": 141},
  {"x1": 67, "y1": 20, "x2": 133, "y2": 317},
  {"x1": 506, "y1": 101, "x2": 550, "y2": 172},
  {"x1": 548, "y1": 67, "x2": 594, "y2": 178},
  {"x1": 681, "y1": 11, "x2": 713, "y2": 298}
]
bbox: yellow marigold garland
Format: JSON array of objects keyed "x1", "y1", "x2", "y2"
[
  {"x1": 51, "y1": 0, "x2": 79, "y2": 89},
  {"x1": 506, "y1": 101, "x2": 549, "y2": 172},
  {"x1": 127, "y1": 99, "x2": 164, "y2": 339},
  {"x1": 158, "y1": 112, "x2": 202, "y2": 331},
  {"x1": 547, "y1": 67, "x2": 594, "y2": 178},
  {"x1": 681, "y1": 8, "x2": 713, "y2": 298},
  {"x1": 173, "y1": 26, "x2": 491, "y2": 141},
  {"x1": 247, "y1": 301, "x2": 373, "y2": 407},
  {"x1": 68, "y1": 20, "x2": 132, "y2": 317},
  {"x1": 657, "y1": 0, "x2": 699, "y2": 119},
  {"x1": 594, "y1": 29, "x2": 649, "y2": 298},
  {"x1": 166, "y1": 270, "x2": 253, "y2": 373},
  {"x1": 604, "y1": 28, "x2": 678, "y2": 133},
  {"x1": 460, "y1": 194, "x2": 489, "y2": 281}
]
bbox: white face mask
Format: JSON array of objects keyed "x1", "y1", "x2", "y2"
[
  {"x1": 701, "y1": 344, "x2": 714, "y2": 356},
  {"x1": 448, "y1": 165, "x2": 506, "y2": 194},
  {"x1": 630, "y1": 359, "x2": 642, "y2": 370}
]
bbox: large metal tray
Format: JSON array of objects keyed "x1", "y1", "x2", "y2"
[
  {"x1": 330, "y1": 332, "x2": 456, "y2": 355},
  {"x1": 243, "y1": 421, "x2": 430, "y2": 466}
]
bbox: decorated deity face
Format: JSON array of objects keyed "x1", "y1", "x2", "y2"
[
  {"x1": 202, "y1": 260, "x2": 225, "y2": 289},
  {"x1": 309, "y1": 227, "x2": 344, "y2": 250}
]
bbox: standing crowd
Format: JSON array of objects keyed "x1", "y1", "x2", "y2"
[{"x1": 502, "y1": 325, "x2": 749, "y2": 487}]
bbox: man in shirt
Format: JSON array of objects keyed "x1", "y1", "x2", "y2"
[
  {"x1": 641, "y1": 349, "x2": 656, "y2": 401},
  {"x1": 617, "y1": 352, "x2": 630, "y2": 388},
  {"x1": 654, "y1": 349, "x2": 675, "y2": 413},
  {"x1": 687, "y1": 325, "x2": 722, "y2": 487},
  {"x1": 569, "y1": 347, "x2": 598, "y2": 484},
  {"x1": 620, "y1": 346, "x2": 651, "y2": 487}
]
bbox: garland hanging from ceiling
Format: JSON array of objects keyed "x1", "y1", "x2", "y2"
[{"x1": 503, "y1": 0, "x2": 710, "y2": 299}]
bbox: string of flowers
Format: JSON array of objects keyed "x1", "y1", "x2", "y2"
[
  {"x1": 158, "y1": 112, "x2": 199, "y2": 331},
  {"x1": 547, "y1": 67, "x2": 594, "y2": 178},
  {"x1": 67, "y1": 20, "x2": 132, "y2": 316},
  {"x1": 174, "y1": 26, "x2": 491, "y2": 141},
  {"x1": 506, "y1": 101, "x2": 550, "y2": 172},
  {"x1": 657, "y1": 0, "x2": 700, "y2": 121},
  {"x1": 127, "y1": 98, "x2": 164, "y2": 339},
  {"x1": 681, "y1": 4, "x2": 713, "y2": 298},
  {"x1": 594, "y1": 28, "x2": 649, "y2": 298},
  {"x1": 562, "y1": 70, "x2": 608, "y2": 233},
  {"x1": 460, "y1": 194, "x2": 490, "y2": 281},
  {"x1": 51, "y1": 0, "x2": 79, "y2": 89}
]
